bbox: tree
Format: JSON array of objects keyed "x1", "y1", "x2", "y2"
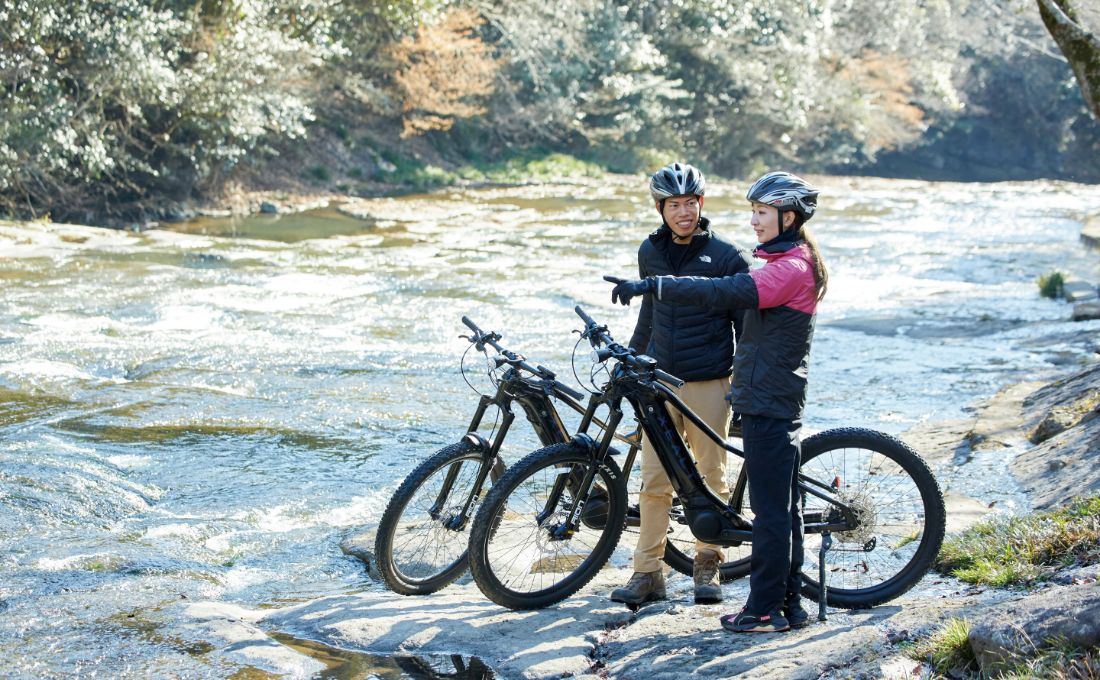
[{"x1": 1037, "y1": 0, "x2": 1100, "y2": 121}]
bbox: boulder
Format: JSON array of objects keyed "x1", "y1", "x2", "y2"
[
  {"x1": 1083, "y1": 214, "x2": 1100, "y2": 249},
  {"x1": 1063, "y1": 280, "x2": 1099, "y2": 303},
  {"x1": 1073, "y1": 301, "x2": 1100, "y2": 321},
  {"x1": 968, "y1": 581, "x2": 1100, "y2": 676}
]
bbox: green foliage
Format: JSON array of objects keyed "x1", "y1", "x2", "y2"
[
  {"x1": 1039, "y1": 271, "x2": 1067, "y2": 299},
  {"x1": 2, "y1": 0, "x2": 1097, "y2": 221},
  {"x1": 0, "y1": 0, "x2": 332, "y2": 221},
  {"x1": 935, "y1": 496, "x2": 1100, "y2": 587},
  {"x1": 999, "y1": 639, "x2": 1100, "y2": 679},
  {"x1": 470, "y1": 152, "x2": 605, "y2": 182},
  {"x1": 304, "y1": 165, "x2": 332, "y2": 183},
  {"x1": 905, "y1": 618, "x2": 978, "y2": 676}
]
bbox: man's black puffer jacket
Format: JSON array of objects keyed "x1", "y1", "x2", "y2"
[{"x1": 629, "y1": 217, "x2": 752, "y2": 382}]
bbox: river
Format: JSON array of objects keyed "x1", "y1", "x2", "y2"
[{"x1": 1, "y1": 174, "x2": 1098, "y2": 677}]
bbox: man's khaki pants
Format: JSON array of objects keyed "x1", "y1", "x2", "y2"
[{"x1": 633, "y1": 375, "x2": 731, "y2": 573}]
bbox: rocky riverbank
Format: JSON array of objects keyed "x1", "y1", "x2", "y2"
[{"x1": 154, "y1": 353, "x2": 1100, "y2": 679}]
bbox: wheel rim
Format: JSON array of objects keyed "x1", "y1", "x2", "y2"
[
  {"x1": 387, "y1": 453, "x2": 483, "y2": 584},
  {"x1": 799, "y1": 441, "x2": 935, "y2": 595},
  {"x1": 481, "y1": 459, "x2": 623, "y2": 597}
]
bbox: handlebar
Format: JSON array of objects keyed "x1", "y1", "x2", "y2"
[
  {"x1": 574, "y1": 306, "x2": 684, "y2": 388},
  {"x1": 460, "y1": 315, "x2": 586, "y2": 400},
  {"x1": 654, "y1": 368, "x2": 684, "y2": 388}
]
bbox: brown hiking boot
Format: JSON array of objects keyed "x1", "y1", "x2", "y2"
[
  {"x1": 610, "y1": 571, "x2": 666, "y2": 606},
  {"x1": 693, "y1": 549, "x2": 723, "y2": 604}
]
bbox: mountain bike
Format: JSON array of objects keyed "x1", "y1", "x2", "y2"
[
  {"x1": 374, "y1": 317, "x2": 747, "y2": 595},
  {"x1": 466, "y1": 306, "x2": 946, "y2": 611}
]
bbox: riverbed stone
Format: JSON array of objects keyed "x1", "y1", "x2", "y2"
[
  {"x1": 1082, "y1": 214, "x2": 1100, "y2": 249},
  {"x1": 967, "y1": 581, "x2": 1100, "y2": 676},
  {"x1": 1073, "y1": 301, "x2": 1100, "y2": 321},
  {"x1": 1063, "y1": 280, "x2": 1099, "y2": 303},
  {"x1": 1012, "y1": 364, "x2": 1100, "y2": 508},
  {"x1": 169, "y1": 601, "x2": 326, "y2": 677}
]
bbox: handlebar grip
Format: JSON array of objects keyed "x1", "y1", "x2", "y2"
[
  {"x1": 574, "y1": 305, "x2": 597, "y2": 327},
  {"x1": 654, "y1": 368, "x2": 684, "y2": 388},
  {"x1": 461, "y1": 316, "x2": 481, "y2": 334},
  {"x1": 553, "y1": 381, "x2": 585, "y2": 401}
]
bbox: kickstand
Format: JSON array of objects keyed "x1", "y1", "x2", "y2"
[{"x1": 818, "y1": 531, "x2": 832, "y2": 622}]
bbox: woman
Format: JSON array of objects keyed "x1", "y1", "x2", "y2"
[{"x1": 606, "y1": 171, "x2": 827, "y2": 633}]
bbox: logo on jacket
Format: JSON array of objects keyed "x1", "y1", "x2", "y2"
[{"x1": 699, "y1": 255, "x2": 712, "y2": 263}]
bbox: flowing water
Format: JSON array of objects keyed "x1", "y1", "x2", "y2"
[{"x1": 1, "y1": 175, "x2": 1098, "y2": 677}]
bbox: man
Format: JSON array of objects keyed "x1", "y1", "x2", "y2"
[{"x1": 608, "y1": 162, "x2": 752, "y2": 606}]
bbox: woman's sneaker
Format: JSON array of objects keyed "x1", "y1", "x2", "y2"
[
  {"x1": 784, "y1": 602, "x2": 810, "y2": 629},
  {"x1": 720, "y1": 607, "x2": 790, "y2": 633}
]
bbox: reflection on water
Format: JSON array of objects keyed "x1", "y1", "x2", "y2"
[
  {"x1": 271, "y1": 633, "x2": 495, "y2": 680},
  {"x1": 0, "y1": 175, "x2": 1098, "y2": 675},
  {"x1": 173, "y1": 208, "x2": 379, "y2": 243}
]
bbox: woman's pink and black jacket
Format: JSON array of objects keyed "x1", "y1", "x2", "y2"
[{"x1": 652, "y1": 239, "x2": 818, "y2": 420}]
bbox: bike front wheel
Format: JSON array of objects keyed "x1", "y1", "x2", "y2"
[
  {"x1": 374, "y1": 439, "x2": 499, "y2": 595},
  {"x1": 468, "y1": 443, "x2": 627, "y2": 610}
]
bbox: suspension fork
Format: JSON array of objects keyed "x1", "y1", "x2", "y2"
[
  {"x1": 434, "y1": 390, "x2": 516, "y2": 528},
  {"x1": 539, "y1": 401, "x2": 625, "y2": 538}
]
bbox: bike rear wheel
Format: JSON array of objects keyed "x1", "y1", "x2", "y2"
[
  {"x1": 374, "y1": 440, "x2": 499, "y2": 595},
  {"x1": 731, "y1": 427, "x2": 945, "y2": 608},
  {"x1": 468, "y1": 443, "x2": 627, "y2": 610}
]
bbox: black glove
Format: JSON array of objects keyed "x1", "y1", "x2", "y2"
[{"x1": 603, "y1": 275, "x2": 653, "y2": 306}]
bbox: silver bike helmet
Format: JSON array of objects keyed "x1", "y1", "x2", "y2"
[
  {"x1": 650, "y1": 163, "x2": 706, "y2": 203},
  {"x1": 746, "y1": 171, "x2": 819, "y2": 220}
]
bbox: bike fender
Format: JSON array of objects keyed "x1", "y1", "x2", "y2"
[
  {"x1": 569, "y1": 433, "x2": 599, "y2": 454},
  {"x1": 463, "y1": 432, "x2": 491, "y2": 450}
]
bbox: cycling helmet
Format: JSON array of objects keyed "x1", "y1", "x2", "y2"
[
  {"x1": 650, "y1": 163, "x2": 706, "y2": 203},
  {"x1": 746, "y1": 171, "x2": 819, "y2": 220}
]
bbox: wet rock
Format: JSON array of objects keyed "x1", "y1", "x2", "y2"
[
  {"x1": 1030, "y1": 408, "x2": 1079, "y2": 444},
  {"x1": 1073, "y1": 301, "x2": 1100, "y2": 321},
  {"x1": 1082, "y1": 215, "x2": 1100, "y2": 249},
  {"x1": 259, "y1": 201, "x2": 278, "y2": 214},
  {"x1": 167, "y1": 601, "x2": 326, "y2": 677},
  {"x1": 968, "y1": 581, "x2": 1100, "y2": 676},
  {"x1": 1063, "y1": 280, "x2": 1098, "y2": 303},
  {"x1": 1013, "y1": 365, "x2": 1100, "y2": 509}
]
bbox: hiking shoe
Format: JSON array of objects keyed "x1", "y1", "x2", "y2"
[
  {"x1": 693, "y1": 549, "x2": 723, "y2": 604},
  {"x1": 610, "y1": 571, "x2": 666, "y2": 606},
  {"x1": 720, "y1": 608, "x2": 790, "y2": 633},
  {"x1": 784, "y1": 601, "x2": 810, "y2": 629}
]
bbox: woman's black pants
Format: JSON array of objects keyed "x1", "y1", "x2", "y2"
[{"x1": 742, "y1": 414, "x2": 804, "y2": 615}]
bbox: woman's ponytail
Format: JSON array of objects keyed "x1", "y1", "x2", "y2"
[{"x1": 799, "y1": 226, "x2": 828, "y2": 301}]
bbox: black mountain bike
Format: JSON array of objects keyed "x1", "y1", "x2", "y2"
[
  {"x1": 466, "y1": 307, "x2": 946, "y2": 611},
  {"x1": 374, "y1": 317, "x2": 747, "y2": 595}
]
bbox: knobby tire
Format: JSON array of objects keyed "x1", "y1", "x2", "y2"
[
  {"x1": 468, "y1": 442, "x2": 627, "y2": 610},
  {"x1": 374, "y1": 439, "x2": 498, "y2": 595}
]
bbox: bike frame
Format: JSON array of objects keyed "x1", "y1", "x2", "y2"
[
  {"x1": 551, "y1": 310, "x2": 858, "y2": 548},
  {"x1": 433, "y1": 320, "x2": 641, "y2": 531}
]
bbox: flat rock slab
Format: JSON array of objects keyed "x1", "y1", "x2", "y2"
[
  {"x1": 969, "y1": 580, "x2": 1100, "y2": 675},
  {"x1": 224, "y1": 566, "x2": 1000, "y2": 679},
  {"x1": 1063, "y1": 280, "x2": 1099, "y2": 303}
]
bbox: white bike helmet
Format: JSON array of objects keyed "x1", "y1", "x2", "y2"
[
  {"x1": 746, "y1": 171, "x2": 819, "y2": 220},
  {"x1": 650, "y1": 163, "x2": 706, "y2": 203}
]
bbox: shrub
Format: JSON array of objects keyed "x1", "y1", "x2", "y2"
[
  {"x1": 905, "y1": 618, "x2": 978, "y2": 676},
  {"x1": 0, "y1": 0, "x2": 329, "y2": 222},
  {"x1": 1038, "y1": 271, "x2": 1066, "y2": 299}
]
